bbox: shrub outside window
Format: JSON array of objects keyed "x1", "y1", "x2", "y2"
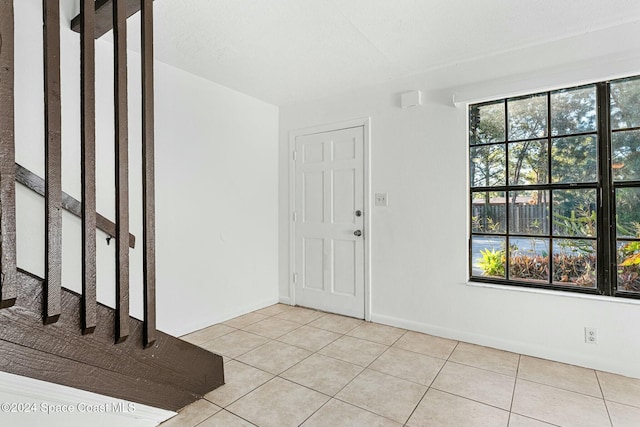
[{"x1": 469, "y1": 76, "x2": 640, "y2": 298}]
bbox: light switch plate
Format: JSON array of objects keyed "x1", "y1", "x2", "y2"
[{"x1": 375, "y1": 193, "x2": 388, "y2": 207}]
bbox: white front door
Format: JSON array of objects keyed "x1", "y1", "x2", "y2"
[{"x1": 294, "y1": 126, "x2": 365, "y2": 318}]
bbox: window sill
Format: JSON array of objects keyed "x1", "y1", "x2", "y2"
[{"x1": 464, "y1": 280, "x2": 640, "y2": 306}]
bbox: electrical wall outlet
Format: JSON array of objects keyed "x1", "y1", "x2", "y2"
[
  {"x1": 584, "y1": 327, "x2": 598, "y2": 344},
  {"x1": 375, "y1": 192, "x2": 388, "y2": 207}
]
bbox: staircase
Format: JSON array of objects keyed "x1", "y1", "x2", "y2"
[{"x1": 0, "y1": 0, "x2": 224, "y2": 412}]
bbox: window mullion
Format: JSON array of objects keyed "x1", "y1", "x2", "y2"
[
  {"x1": 504, "y1": 100, "x2": 511, "y2": 280},
  {"x1": 596, "y1": 82, "x2": 613, "y2": 296},
  {"x1": 547, "y1": 92, "x2": 553, "y2": 286}
]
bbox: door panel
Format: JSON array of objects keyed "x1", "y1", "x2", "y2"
[
  {"x1": 333, "y1": 239, "x2": 356, "y2": 296},
  {"x1": 333, "y1": 169, "x2": 355, "y2": 224},
  {"x1": 303, "y1": 238, "x2": 324, "y2": 291},
  {"x1": 294, "y1": 126, "x2": 364, "y2": 318},
  {"x1": 303, "y1": 171, "x2": 324, "y2": 223}
]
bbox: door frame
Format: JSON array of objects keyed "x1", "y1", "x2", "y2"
[{"x1": 288, "y1": 117, "x2": 372, "y2": 321}]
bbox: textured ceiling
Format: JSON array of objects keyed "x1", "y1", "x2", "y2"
[{"x1": 141, "y1": 0, "x2": 640, "y2": 106}]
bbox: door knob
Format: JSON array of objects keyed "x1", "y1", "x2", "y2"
[
  {"x1": 355, "y1": 210, "x2": 362, "y2": 217},
  {"x1": 354, "y1": 230, "x2": 362, "y2": 237}
]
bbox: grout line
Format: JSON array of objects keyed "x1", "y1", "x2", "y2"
[
  {"x1": 343, "y1": 328, "x2": 407, "y2": 347},
  {"x1": 296, "y1": 397, "x2": 332, "y2": 426},
  {"x1": 428, "y1": 388, "x2": 512, "y2": 413},
  {"x1": 214, "y1": 409, "x2": 260, "y2": 427},
  {"x1": 402, "y1": 345, "x2": 455, "y2": 425},
  {"x1": 595, "y1": 371, "x2": 615, "y2": 427},
  {"x1": 215, "y1": 305, "x2": 633, "y2": 427},
  {"x1": 202, "y1": 362, "x2": 274, "y2": 409},
  {"x1": 509, "y1": 354, "x2": 522, "y2": 412},
  {"x1": 180, "y1": 324, "x2": 239, "y2": 347},
  {"x1": 364, "y1": 346, "x2": 442, "y2": 389},
  {"x1": 273, "y1": 375, "x2": 333, "y2": 398},
  {"x1": 308, "y1": 347, "x2": 367, "y2": 398},
  {"x1": 213, "y1": 376, "x2": 276, "y2": 410},
  {"x1": 307, "y1": 316, "x2": 365, "y2": 335},
  {"x1": 602, "y1": 401, "x2": 616, "y2": 427},
  {"x1": 403, "y1": 388, "x2": 428, "y2": 427},
  {"x1": 509, "y1": 413, "x2": 562, "y2": 427},
  {"x1": 440, "y1": 358, "x2": 519, "y2": 378},
  {"x1": 514, "y1": 377, "x2": 607, "y2": 401},
  {"x1": 269, "y1": 375, "x2": 415, "y2": 426},
  {"x1": 274, "y1": 324, "x2": 344, "y2": 352},
  {"x1": 331, "y1": 393, "x2": 412, "y2": 425},
  {"x1": 506, "y1": 354, "x2": 522, "y2": 427},
  {"x1": 239, "y1": 321, "x2": 307, "y2": 341},
  {"x1": 594, "y1": 370, "x2": 608, "y2": 400}
]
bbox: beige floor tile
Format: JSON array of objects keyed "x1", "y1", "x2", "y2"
[
  {"x1": 227, "y1": 377, "x2": 329, "y2": 427},
  {"x1": 281, "y1": 353, "x2": 363, "y2": 396},
  {"x1": 346, "y1": 322, "x2": 406, "y2": 345},
  {"x1": 393, "y1": 331, "x2": 458, "y2": 359},
  {"x1": 254, "y1": 303, "x2": 292, "y2": 316},
  {"x1": 597, "y1": 371, "x2": 640, "y2": 408},
  {"x1": 194, "y1": 309, "x2": 635, "y2": 427},
  {"x1": 319, "y1": 336, "x2": 388, "y2": 367},
  {"x1": 432, "y1": 361, "x2": 515, "y2": 410},
  {"x1": 180, "y1": 324, "x2": 236, "y2": 346},
  {"x1": 241, "y1": 317, "x2": 301, "y2": 339},
  {"x1": 407, "y1": 389, "x2": 509, "y2": 427},
  {"x1": 518, "y1": 356, "x2": 602, "y2": 398},
  {"x1": 309, "y1": 312, "x2": 364, "y2": 334},
  {"x1": 508, "y1": 413, "x2": 557, "y2": 427},
  {"x1": 302, "y1": 399, "x2": 402, "y2": 427},
  {"x1": 278, "y1": 325, "x2": 341, "y2": 352},
  {"x1": 223, "y1": 312, "x2": 269, "y2": 329},
  {"x1": 205, "y1": 360, "x2": 274, "y2": 407},
  {"x1": 336, "y1": 369, "x2": 427, "y2": 424},
  {"x1": 608, "y1": 401, "x2": 640, "y2": 427},
  {"x1": 160, "y1": 399, "x2": 220, "y2": 427},
  {"x1": 274, "y1": 306, "x2": 325, "y2": 324},
  {"x1": 198, "y1": 410, "x2": 258, "y2": 427},
  {"x1": 236, "y1": 340, "x2": 311, "y2": 374},
  {"x1": 369, "y1": 347, "x2": 444, "y2": 386},
  {"x1": 449, "y1": 342, "x2": 520, "y2": 377},
  {"x1": 200, "y1": 330, "x2": 270, "y2": 359},
  {"x1": 512, "y1": 379, "x2": 611, "y2": 427}
]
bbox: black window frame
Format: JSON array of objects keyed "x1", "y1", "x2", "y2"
[{"x1": 468, "y1": 76, "x2": 640, "y2": 299}]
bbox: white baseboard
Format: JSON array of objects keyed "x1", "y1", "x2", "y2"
[
  {"x1": 279, "y1": 296, "x2": 291, "y2": 305},
  {"x1": 174, "y1": 296, "x2": 281, "y2": 337},
  {"x1": 370, "y1": 313, "x2": 638, "y2": 379}
]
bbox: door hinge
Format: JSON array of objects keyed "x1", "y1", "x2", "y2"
[
  {"x1": 292, "y1": 211, "x2": 297, "y2": 222},
  {"x1": 293, "y1": 151, "x2": 297, "y2": 161},
  {"x1": 293, "y1": 272, "x2": 298, "y2": 284}
]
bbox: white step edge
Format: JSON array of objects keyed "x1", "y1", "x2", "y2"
[{"x1": 0, "y1": 371, "x2": 176, "y2": 427}]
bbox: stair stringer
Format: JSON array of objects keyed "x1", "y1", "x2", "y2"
[{"x1": 0, "y1": 270, "x2": 224, "y2": 412}]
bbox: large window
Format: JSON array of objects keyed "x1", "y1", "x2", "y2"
[{"x1": 469, "y1": 76, "x2": 640, "y2": 298}]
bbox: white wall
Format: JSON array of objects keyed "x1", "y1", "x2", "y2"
[
  {"x1": 153, "y1": 58, "x2": 279, "y2": 335},
  {"x1": 279, "y1": 22, "x2": 640, "y2": 379},
  {"x1": 13, "y1": 0, "x2": 279, "y2": 337}
]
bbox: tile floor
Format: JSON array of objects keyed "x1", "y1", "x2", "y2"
[{"x1": 161, "y1": 304, "x2": 640, "y2": 427}]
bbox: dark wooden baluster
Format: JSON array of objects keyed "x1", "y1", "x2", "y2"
[
  {"x1": 43, "y1": 0, "x2": 62, "y2": 325},
  {"x1": 81, "y1": 0, "x2": 97, "y2": 334},
  {"x1": 114, "y1": 0, "x2": 130, "y2": 343},
  {"x1": 71, "y1": 0, "x2": 152, "y2": 40},
  {"x1": 141, "y1": 0, "x2": 156, "y2": 348},
  {"x1": 0, "y1": 0, "x2": 17, "y2": 309}
]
